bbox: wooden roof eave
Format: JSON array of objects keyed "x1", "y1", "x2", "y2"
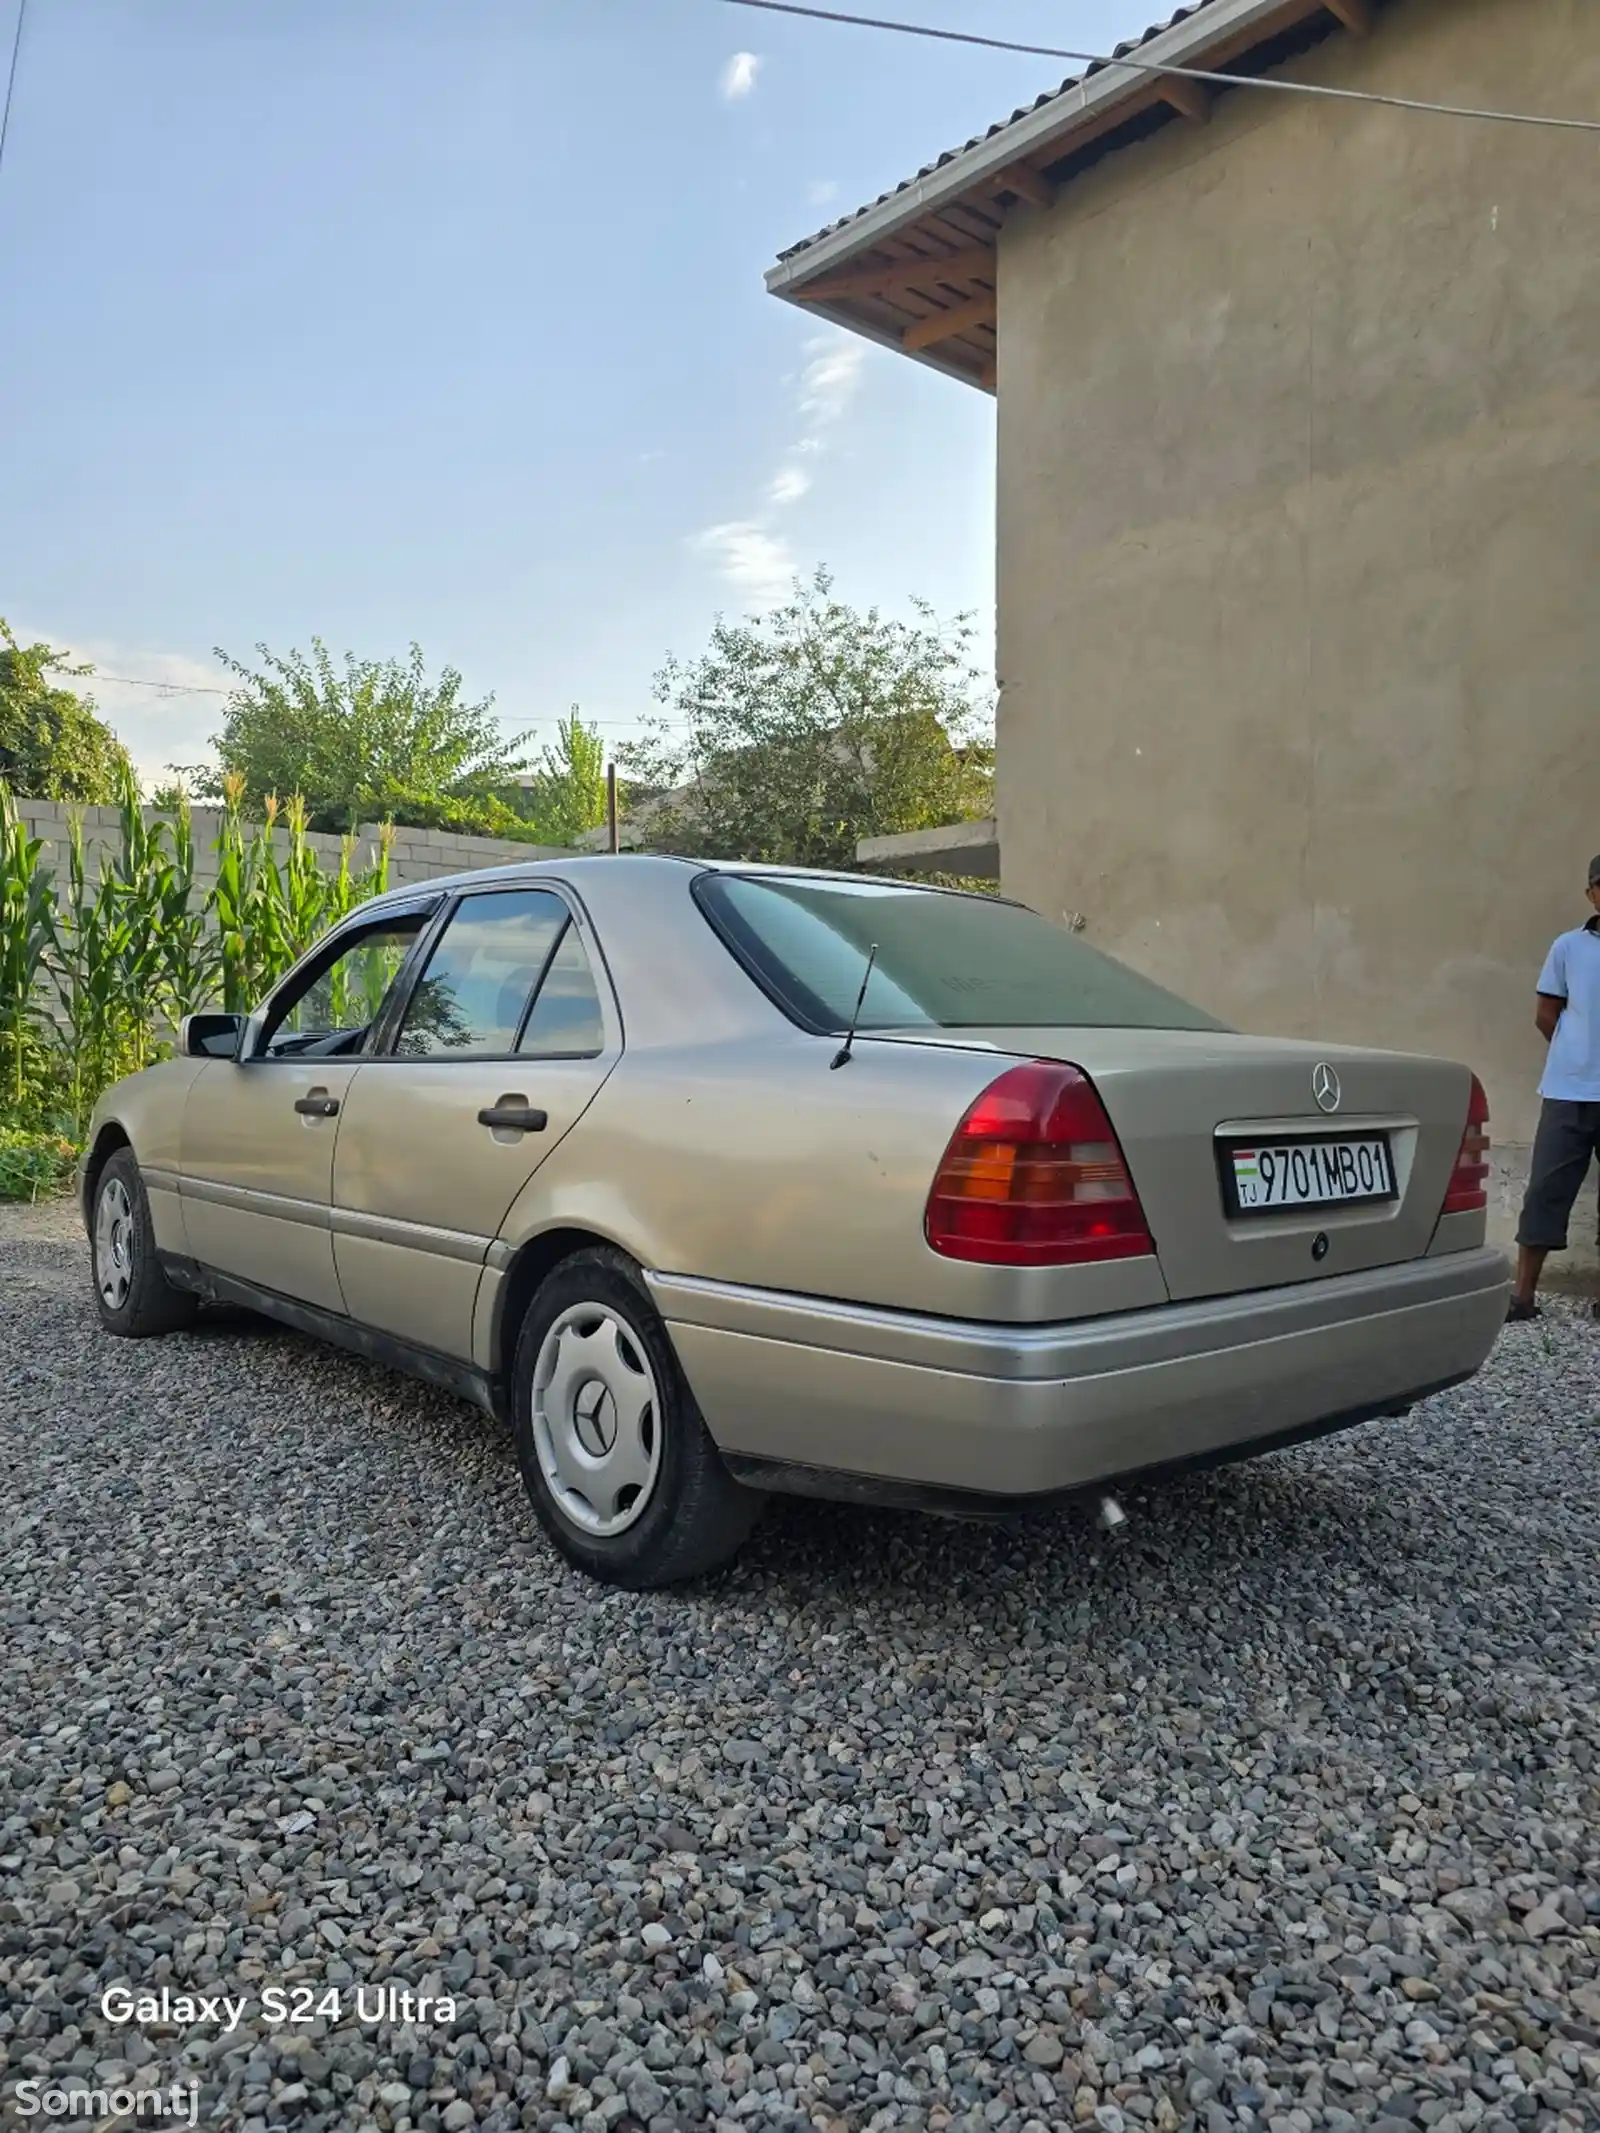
[
  {"x1": 766, "y1": 0, "x2": 1380, "y2": 393},
  {"x1": 790, "y1": 293, "x2": 998, "y2": 394}
]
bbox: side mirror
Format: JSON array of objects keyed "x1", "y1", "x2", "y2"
[{"x1": 181, "y1": 1011, "x2": 245, "y2": 1060}]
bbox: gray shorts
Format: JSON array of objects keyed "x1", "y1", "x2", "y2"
[{"x1": 1517, "y1": 1099, "x2": 1600, "y2": 1251}]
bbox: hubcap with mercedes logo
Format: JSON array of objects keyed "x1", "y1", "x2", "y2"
[
  {"x1": 1312, "y1": 1062, "x2": 1342, "y2": 1114},
  {"x1": 530, "y1": 1302, "x2": 664, "y2": 1538}
]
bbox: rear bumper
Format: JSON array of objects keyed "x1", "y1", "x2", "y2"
[{"x1": 649, "y1": 1247, "x2": 1510, "y2": 1502}]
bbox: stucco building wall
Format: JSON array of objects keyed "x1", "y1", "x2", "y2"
[{"x1": 995, "y1": 0, "x2": 1600, "y2": 1270}]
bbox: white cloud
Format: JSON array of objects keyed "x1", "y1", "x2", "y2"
[
  {"x1": 806, "y1": 179, "x2": 839, "y2": 207},
  {"x1": 767, "y1": 462, "x2": 812, "y2": 506},
  {"x1": 720, "y1": 51, "x2": 760, "y2": 100},
  {"x1": 798, "y1": 337, "x2": 866, "y2": 427},
  {"x1": 690, "y1": 330, "x2": 870, "y2": 608},
  {"x1": 692, "y1": 523, "x2": 796, "y2": 609}
]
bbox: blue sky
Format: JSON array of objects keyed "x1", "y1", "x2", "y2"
[{"x1": 0, "y1": 0, "x2": 1152, "y2": 782}]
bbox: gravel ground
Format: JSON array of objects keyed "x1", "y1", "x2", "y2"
[{"x1": 3, "y1": 1197, "x2": 1599, "y2": 2133}]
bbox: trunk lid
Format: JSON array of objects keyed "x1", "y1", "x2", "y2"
[{"x1": 867, "y1": 1025, "x2": 1474, "y2": 1303}]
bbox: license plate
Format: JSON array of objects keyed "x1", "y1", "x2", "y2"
[{"x1": 1225, "y1": 1135, "x2": 1395, "y2": 1214}]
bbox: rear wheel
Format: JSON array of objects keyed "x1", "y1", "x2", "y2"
[
  {"x1": 91, "y1": 1149, "x2": 199, "y2": 1338},
  {"x1": 510, "y1": 1247, "x2": 762, "y2": 1587}
]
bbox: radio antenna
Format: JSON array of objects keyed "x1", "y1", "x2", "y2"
[{"x1": 830, "y1": 943, "x2": 879, "y2": 1070}]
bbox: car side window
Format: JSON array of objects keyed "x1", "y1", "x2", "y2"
[
  {"x1": 395, "y1": 890, "x2": 569, "y2": 1058},
  {"x1": 260, "y1": 917, "x2": 427, "y2": 1059},
  {"x1": 518, "y1": 921, "x2": 605, "y2": 1057}
]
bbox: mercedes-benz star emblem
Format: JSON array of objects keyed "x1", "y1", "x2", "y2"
[
  {"x1": 574, "y1": 1380, "x2": 617, "y2": 1456},
  {"x1": 1312, "y1": 1062, "x2": 1341, "y2": 1114}
]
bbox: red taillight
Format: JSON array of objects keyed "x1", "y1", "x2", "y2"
[
  {"x1": 925, "y1": 1060, "x2": 1155, "y2": 1267},
  {"x1": 1442, "y1": 1073, "x2": 1491, "y2": 1215}
]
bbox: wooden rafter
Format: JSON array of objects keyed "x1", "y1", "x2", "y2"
[
  {"x1": 1162, "y1": 74, "x2": 1213, "y2": 124},
  {"x1": 902, "y1": 291, "x2": 997, "y2": 354},
  {"x1": 995, "y1": 162, "x2": 1054, "y2": 211},
  {"x1": 770, "y1": 0, "x2": 1403, "y2": 395},
  {"x1": 790, "y1": 244, "x2": 996, "y2": 304}
]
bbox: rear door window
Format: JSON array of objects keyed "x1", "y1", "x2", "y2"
[
  {"x1": 395, "y1": 890, "x2": 569, "y2": 1057},
  {"x1": 517, "y1": 923, "x2": 606, "y2": 1057}
]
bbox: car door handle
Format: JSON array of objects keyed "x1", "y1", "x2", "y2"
[
  {"x1": 478, "y1": 1100, "x2": 548, "y2": 1134},
  {"x1": 293, "y1": 1093, "x2": 341, "y2": 1119}
]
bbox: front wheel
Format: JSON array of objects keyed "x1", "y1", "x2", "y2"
[
  {"x1": 91, "y1": 1150, "x2": 198, "y2": 1338},
  {"x1": 510, "y1": 1247, "x2": 763, "y2": 1588}
]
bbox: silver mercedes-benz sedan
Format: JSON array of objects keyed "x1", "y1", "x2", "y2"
[{"x1": 82, "y1": 857, "x2": 1507, "y2": 1586}]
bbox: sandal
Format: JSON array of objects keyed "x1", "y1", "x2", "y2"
[{"x1": 1505, "y1": 1297, "x2": 1542, "y2": 1323}]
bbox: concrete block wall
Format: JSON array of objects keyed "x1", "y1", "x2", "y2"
[{"x1": 15, "y1": 802, "x2": 564, "y2": 897}]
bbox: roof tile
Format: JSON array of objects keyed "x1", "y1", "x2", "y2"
[{"x1": 775, "y1": 1, "x2": 1221, "y2": 260}]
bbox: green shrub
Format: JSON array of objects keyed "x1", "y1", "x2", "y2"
[{"x1": 0, "y1": 1120, "x2": 77, "y2": 1202}]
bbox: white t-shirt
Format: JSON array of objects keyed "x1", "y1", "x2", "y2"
[{"x1": 1537, "y1": 919, "x2": 1600, "y2": 1103}]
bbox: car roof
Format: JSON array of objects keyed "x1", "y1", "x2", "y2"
[{"x1": 362, "y1": 852, "x2": 951, "y2": 911}]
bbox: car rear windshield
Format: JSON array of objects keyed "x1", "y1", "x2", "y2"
[{"x1": 696, "y1": 874, "x2": 1227, "y2": 1034}]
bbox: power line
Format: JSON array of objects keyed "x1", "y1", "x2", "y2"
[
  {"x1": 95, "y1": 673, "x2": 226, "y2": 697},
  {"x1": 0, "y1": 0, "x2": 27, "y2": 183},
  {"x1": 719, "y1": 0, "x2": 1600, "y2": 134},
  {"x1": 90, "y1": 673, "x2": 689, "y2": 728}
]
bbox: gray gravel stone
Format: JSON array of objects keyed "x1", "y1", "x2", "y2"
[{"x1": 2, "y1": 1196, "x2": 1599, "y2": 2132}]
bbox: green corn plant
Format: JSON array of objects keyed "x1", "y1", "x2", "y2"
[
  {"x1": 324, "y1": 834, "x2": 361, "y2": 1028},
  {"x1": 361, "y1": 820, "x2": 394, "y2": 902},
  {"x1": 150, "y1": 789, "x2": 220, "y2": 1023},
  {"x1": 0, "y1": 783, "x2": 57, "y2": 1118},
  {"x1": 279, "y1": 794, "x2": 332, "y2": 965},
  {"x1": 50, "y1": 814, "x2": 144, "y2": 1137},
  {"x1": 211, "y1": 774, "x2": 295, "y2": 1011},
  {"x1": 356, "y1": 824, "x2": 398, "y2": 1023},
  {"x1": 210, "y1": 772, "x2": 256, "y2": 1014},
  {"x1": 207, "y1": 794, "x2": 395, "y2": 1025},
  {"x1": 102, "y1": 760, "x2": 174, "y2": 1073},
  {"x1": 244, "y1": 795, "x2": 296, "y2": 996}
]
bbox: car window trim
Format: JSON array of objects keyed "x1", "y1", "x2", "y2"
[
  {"x1": 371, "y1": 881, "x2": 610, "y2": 1064},
  {"x1": 509, "y1": 914, "x2": 572, "y2": 1052},
  {"x1": 247, "y1": 897, "x2": 445, "y2": 1061}
]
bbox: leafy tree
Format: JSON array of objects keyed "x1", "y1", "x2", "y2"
[
  {"x1": 620, "y1": 570, "x2": 993, "y2": 869},
  {"x1": 185, "y1": 639, "x2": 532, "y2": 835},
  {"x1": 0, "y1": 621, "x2": 133, "y2": 803},
  {"x1": 507, "y1": 710, "x2": 609, "y2": 846}
]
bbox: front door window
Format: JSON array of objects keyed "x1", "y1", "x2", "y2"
[{"x1": 259, "y1": 918, "x2": 428, "y2": 1059}]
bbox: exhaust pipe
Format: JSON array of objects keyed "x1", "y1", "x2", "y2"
[{"x1": 1096, "y1": 1493, "x2": 1128, "y2": 1534}]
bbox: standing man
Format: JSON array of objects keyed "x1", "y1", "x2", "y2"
[{"x1": 1507, "y1": 855, "x2": 1600, "y2": 1320}]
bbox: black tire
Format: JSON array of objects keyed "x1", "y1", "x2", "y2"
[
  {"x1": 510, "y1": 1246, "x2": 763, "y2": 1588},
  {"x1": 91, "y1": 1149, "x2": 199, "y2": 1338}
]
